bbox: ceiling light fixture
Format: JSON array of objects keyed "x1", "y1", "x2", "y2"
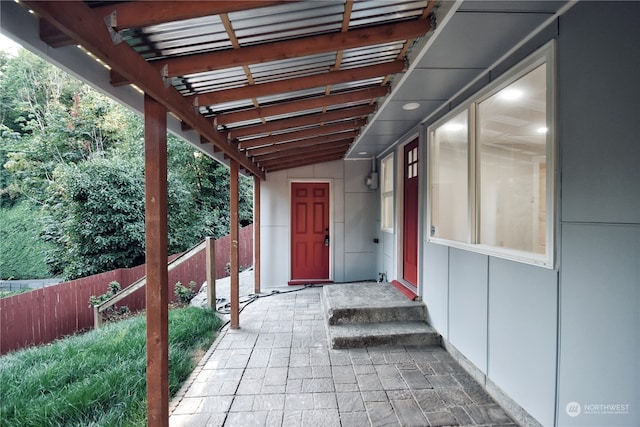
[
  {"x1": 500, "y1": 89, "x2": 523, "y2": 101},
  {"x1": 443, "y1": 123, "x2": 464, "y2": 131},
  {"x1": 402, "y1": 102, "x2": 420, "y2": 111},
  {"x1": 537, "y1": 126, "x2": 548, "y2": 134},
  {"x1": 358, "y1": 151, "x2": 368, "y2": 155}
]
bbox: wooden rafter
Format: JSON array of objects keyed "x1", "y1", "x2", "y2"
[
  {"x1": 257, "y1": 145, "x2": 351, "y2": 169},
  {"x1": 238, "y1": 119, "x2": 365, "y2": 150},
  {"x1": 40, "y1": 1, "x2": 288, "y2": 47},
  {"x1": 228, "y1": 105, "x2": 375, "y2": 140},
  {"x1": 195, "y1": 61, "x2": 404, "y2": 107},
  {"x1": 244, "y1": 132, "x2": 358, "y2": 156},
  {"x1": 153, "y1": 18, "x2": 430, "y2": 78},
  {"x1": 214, "y1": 86, "x2": 388, "y2": 126},
  {"x1": 266, "y1": 153, "x2": 346, "y2": 173},
  {"x1": 24, "y1": 0, "x2": 264, "y2": 180},
  {"x1": 253, "y1": 140, "x2": 352, "y2": 163}
]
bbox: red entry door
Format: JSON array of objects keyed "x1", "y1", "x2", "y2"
[
  {"x1": 291, "y1": 182, "x2": 330, "y2": 281},
  {"x1": 403, "y1": 139, "x2": 419, "y2": 288}
]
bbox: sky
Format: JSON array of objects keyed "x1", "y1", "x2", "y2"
[{"x1": 0, "y1": 32, "x2": 21, "y2": 56}]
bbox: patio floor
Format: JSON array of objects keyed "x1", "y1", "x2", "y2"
[{"x1": 169, "y1": 284, "x2": 518, "y2": 426}]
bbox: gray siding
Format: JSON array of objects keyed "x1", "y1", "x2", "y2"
[{"x1": 556, "y1": 2, "x2": 640, "y2": 425}]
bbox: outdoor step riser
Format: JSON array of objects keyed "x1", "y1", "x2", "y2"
[
  {"x1": 327, "y1": 306, "x2": 425, "y2": 325},
  {"x1": 331, "y1": 332, "x2": 441, "y2": 349}
]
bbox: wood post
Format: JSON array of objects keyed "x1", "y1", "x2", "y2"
[
  {"x1": 230, "y1": 160, "x2": 240, "y2": 329},
  {"x1": 253, "y1": 175, "x2": 261, "y2": 294},
  {"x1": 144, "y1": 94, "x2": 169, "y2": 427},
  {"x1": 206, "y1": 237, "x2": 216, "y2": 310}
]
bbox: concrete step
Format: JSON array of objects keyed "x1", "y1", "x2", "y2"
[
  {"x1": 323, "y1": 282, "x2": 426, "y2": 325},
  {"x1": 327, "y1": 321, "x2": 441, "y2": 349}
]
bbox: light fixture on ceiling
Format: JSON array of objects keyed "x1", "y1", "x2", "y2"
[
  {"x1": 500, "y1": 89, "x2": 523, "y2": 101},
  {"x1": 402, "y1": 102, "x2": 420, "y2": 111},
  {"x1": 537, "y1": 126, "x2": 548, "y2": 134},
  {"x1": 443, "y1": 123, "x2": 464, "y2": 132},
  {"x1": 358, "y1": 151, "x2": 368, "y2": 155}
]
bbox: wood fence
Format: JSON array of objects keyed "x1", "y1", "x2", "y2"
[{"x1": 0, "y1": 225, "x2": 253, "y2": 355}]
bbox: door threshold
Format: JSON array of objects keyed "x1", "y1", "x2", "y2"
[
  {"x1": 391, "y1": 280, "x2": 418, "y2": 301},
  {"x1": 288, "y1": 279, "x2": 333, "y2": 286}
]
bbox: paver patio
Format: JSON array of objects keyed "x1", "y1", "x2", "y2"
[{"x1": 170, "y1": 286, "x2": 517, "y2": 426}]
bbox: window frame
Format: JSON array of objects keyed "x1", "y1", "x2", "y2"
[
  {"x1": 426, "y1": 41, "x2": 556, "y2": 268},
  {"x1": 380, "y1": 152, "x2": 395, "y2": 233}
]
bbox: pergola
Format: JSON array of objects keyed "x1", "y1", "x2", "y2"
[{"x1": 15, "y1": 1, "x2": 436, "y2": 423}]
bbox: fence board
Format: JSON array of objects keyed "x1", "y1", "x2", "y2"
[{"x1": 0, "y1": 225, "x2": 253, "y2": 354}]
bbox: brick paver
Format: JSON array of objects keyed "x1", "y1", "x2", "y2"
[{"x1": 170, "y1": 287, "x2": 517, "y2": 426}]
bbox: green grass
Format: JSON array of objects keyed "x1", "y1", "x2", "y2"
[{"x1": 0, "y1": 307, "x2": 221, "y2": 426}]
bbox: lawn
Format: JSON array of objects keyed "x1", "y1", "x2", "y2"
[{"x1": 0, "y1": 307, "x2": 221, "y2": 426}]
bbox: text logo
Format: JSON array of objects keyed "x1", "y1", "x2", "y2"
[{"x1": 566, "y1": 402, "x2": 581, "y2": 417}]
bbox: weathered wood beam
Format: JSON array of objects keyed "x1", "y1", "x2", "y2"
[
  {"x1": 25, "y1": 0, "x2": 264, "y2": 180},
  {"x1": 144, "y1": 94, "x2": 169, "y2": 427},
  {"x1": 246, "y1": 134, "x2": 357, "y2": 157},
  {"x1": 228, "y1": 105, "x2": 375, "y2": 140},
  {"x1": 156, "y1": 19, "x2": 430, "y2": 78},
  {"x1": 251, "y1": 138, "x2": 353, "y2": 163},
  {"x1": 194, "y1": 61, "x2": 404, "y2": 107},
  {"x1": 39, "y1": 19, "x2": 75, "y2": 47},
  {"x1": 214, "y1": 86, "x2": 388, "y2": 126},
  {"x1": 238, "y1": 119, "x2": 365, "y2": 150},
  {"x1": 94, "y1": 1, "x2": 288, "y2": 30}
]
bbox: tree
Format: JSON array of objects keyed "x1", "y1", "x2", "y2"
[{"x1": 1, "y1": 49, "x2": 254, "y2": 280}]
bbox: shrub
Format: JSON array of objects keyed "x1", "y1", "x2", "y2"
[
  {"x1": 88, "y1": 281, "x2": 130, "y2": 322},
  {"x1": 174, "y1": 280, "x2": 197, "y2": 304}
]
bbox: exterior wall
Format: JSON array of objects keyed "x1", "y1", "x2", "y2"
[
  {"x1": 406, "y1": 3, "x2": 639, "y2": 426},
  {"x1": 260, "y1": 159, "x2": 377, "y2": 288},
  {"x1": 556, "y1": 2, "x2": 640, "y2": 426}
]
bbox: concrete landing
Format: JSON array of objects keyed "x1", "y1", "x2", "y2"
[{"x1": 322, "y1": 282, "x2": 440, "y2": 349}]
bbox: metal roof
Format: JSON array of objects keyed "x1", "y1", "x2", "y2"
[{"x1": 20, "y1": 0, "x2": 435, "y2": 177}]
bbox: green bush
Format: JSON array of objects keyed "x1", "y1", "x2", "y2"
[
  {"x1": 0, "y1": 201, "x2": 52, "y2": 280},
  {"x1": 89, "y1": 281, "x2": 130, "y2": 323},
  {"x1": 174, "y1": 280, "x2": 197, "y2": 304},
  {"x1": 0, "y1": 307, "x2": 221, "y2": 426}
]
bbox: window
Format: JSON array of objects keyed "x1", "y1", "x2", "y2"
[
  {"x1": 380, "y1": 153, "x2": 395, "y2": 232},
  {"x1": 429, "y1": 109, "x2": 469, "y2": 242},
  {"x1": 427, "y1": 43, "x2": 554, "y2": 267}
]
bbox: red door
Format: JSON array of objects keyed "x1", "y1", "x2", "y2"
[
  {"x1": 291, "y1": 182, "x2": 330, "y2": 282},
  {"x1": 403, "y1": 139, "x2": 419, "y2": 288}
]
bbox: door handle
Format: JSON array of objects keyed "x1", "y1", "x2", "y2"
[{"x1": 324, "y1": 227, "x2": 329, "y2": 246}]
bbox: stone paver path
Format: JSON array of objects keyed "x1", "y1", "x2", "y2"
[{"x1": 171, "y1": 286, "x2": 517, "y2": 426}]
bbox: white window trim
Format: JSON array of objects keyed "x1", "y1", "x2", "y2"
[
  {"x1": 426, "y1": 41, "x2": 556, "y2": 269},
  {"x1": 380, "y1": 152, "x2": 395, "y2": 233}
]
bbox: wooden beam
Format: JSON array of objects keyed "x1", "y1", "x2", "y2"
[
  {"x1": 239, "y1": 119, "x2": 365, "y2": 150},
  {"x1": 143, "y1": 94, "x2": 169, "y2": 427},
  {"x1": 253, "y1": 176, "x2": 260, "y2": 295},
  {"x1": 229, "y1": 159, "x2": 240, "y2": 330},
  {"x1": 245, "y1": 132, "x2": 358, "y2": 156},
  {"x1": 251, "y1": 139, "x2": 353, "y2": 163},
  {"x1": 258, "y1": 143, "x2": 351, "y2": 168},
  {"x1": 39, "y1": 19, "x2": 74, "y2": 47},
  {"x1": 228, "y1": 105, "x2": 375, "y2": 140},
  {"x1": 266, "y1": 153, "x2": 346, "y2": 173},
  {"x1": 94, "y1": 1, "x2": 288, "y2": 30},
  {"x1": 194, "y1": 61, "x2": 404, "y2": 107},
  {"x1": 25, "y1": 1, "x2": 264, "y2": 180},
  {"x1": 157, "y1": 19, "x2": 430, "y2": 78},
  {"x1": 214, "y1": 86, "x2": 388, "y2": 126}
]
